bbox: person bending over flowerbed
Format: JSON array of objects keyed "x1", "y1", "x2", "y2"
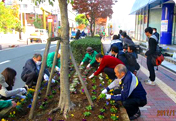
[
  {"x1": 21, "y1": 54, "x2": 56, "y2": 89},
  {"x1": 101, "y1": 64, "x2": 147, "y2": 120},
  {"x1": 89, "y1": 53, "x2": 124, "y2": 80},
  {"x1": 0, "y1": 73, "x2": 26, "y2": 100},
  {"x1": 47, "y1": 50, "x2": 61, "y2": 72},
  {"x1": 80, "y1": 47, "x2": 98, "y2": 69}
]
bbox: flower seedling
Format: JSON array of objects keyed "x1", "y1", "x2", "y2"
[
  {"x1": 111, "y1": 114, "x2": 119, "y2": 121},
  {"x1": 52, "y1": 90, "x2": 56, "y2": 95},
  {"x1": 92, "y1": 79, "x2": 96, "y2": 84},
  {"x1": 48, "y1": 95, "x2": 54, "y2": 99},
  {"x1": 91, "y1": 95, "x2": 97, "y2": 101},
  {"x1": 99, "y1": 93, "x2": 106, "y2": 99},
  {"x1": 1, "y1": 118, "x2": 8, "y2": 121},
  {"x1": 9, "y1": 111, "x2": 15, "y2": 118},
  {"x1": 28, "y1": 88, "x2": 35, "y2": 94},
  {"x1": 83, "y1": 112, "x2": 91, "y2": 117},
  {"x1": 108, "y1": 79, "x2": 112, "y2": 85},
  {"x1": 39, "y1": 105, "x2": 45, "y2": 110},
  {"x1": 110, "y1": 100, "x2": 116, "y2": 105},
  {"x1": 92, "y1": 90, "x2": 96, "y2": 95},
  {"x1": 98, "y1": 115, "x2": 105, "y2": 119},
  {"x1": 100, "y1": 108, "x2": 106, "y2": 113},
  {"x1": 92, "y1": 85, "x2": 97, "y2": 90},
  {"x1": 105, "y1": 101, "x2": 109, "y2": 106},
  {"x1": 86, "y1": 105, "x2": 92, "y2": 110},
  {"x1": 110, "y1": 107, "x2": 118, "y2": 113},
  {"x1": 109, "y1": 89, "x2": 114, "y2": 93}
]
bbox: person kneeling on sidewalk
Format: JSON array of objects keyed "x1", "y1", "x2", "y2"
[
  {"x1": 80, "y1": 47, "x2": 98, "y2": 69},
  {"x1": 101, "y1": 64, "x2": 147, "y2": 120},
  {"x1": 89, "y1": 54, "x2": 124, "y2": 80}
]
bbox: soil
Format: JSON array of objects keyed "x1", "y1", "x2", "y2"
[{"x1": 2, "y1": 65, "x2": 121, "y2": 121}]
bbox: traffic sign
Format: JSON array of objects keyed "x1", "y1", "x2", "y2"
[{"x1": 47, "y1": 15, "x2": 53, "y2": 22}]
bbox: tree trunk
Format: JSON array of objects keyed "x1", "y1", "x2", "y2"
[
  {"x1": 50, "y1": 0, "x2": 75, "y2": 118},
  {"x1": 90, "y1": 21, "x2": 93, "y2": 37}
]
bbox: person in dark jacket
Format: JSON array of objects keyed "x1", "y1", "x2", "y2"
[
  {"x1": 106, "y1": 35, "x2": 123, "y2": 55},
  {"x1": 21, "y1": 54, "x2": 53, "y2": 88},
  {"x1": 153, "y1": 28, "x2": 159, "y2": 42},
  {"x1": 127, "y1": 45, "x2": 140, "y2": 75},
  {"x1": 111, "y1": 46, "x2": 127, "y2": 66},
  {"x1": 75, "y1": 30, "x2": 81, "y2": 40},
  {"x1": 101, "y1": 64, "x2": 147, "y2": 120},
  {"x1": 145, "y1": 27, "x2": 158, "y2": 85},
  {"x1": 121, "y1": 32, "x2": 135, "y2": 46},
  {"x1": 118, "y1": 30, "x2": 123, "y2": 40},
  {"x1": 88, "y1": 54, "x2": 124, "y2": 80}
]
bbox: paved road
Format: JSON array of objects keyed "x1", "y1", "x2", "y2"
[{"x1": 0, "y1": 43, "x2": 58, "y2": 89}]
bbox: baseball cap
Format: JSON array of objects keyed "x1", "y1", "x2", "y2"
[{"x1": 86, "y1": 47, "x2": 93, "y2": 53}]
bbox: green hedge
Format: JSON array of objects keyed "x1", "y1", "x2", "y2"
[{"x1": 70, "y1": 36, "x2": 101, "y2": 63}]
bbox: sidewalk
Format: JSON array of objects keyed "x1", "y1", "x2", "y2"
[
  {"x1": 102, "y1": 39, "x2": 176, "y2": 121},
  {"x1": 0, "y1": 40, "x2": 28, "y2": 50}
]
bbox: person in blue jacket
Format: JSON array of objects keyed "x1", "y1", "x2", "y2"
[
  {"x1": 106, "y1": 35, "x2": 123, "y2": 55},
  {"x1": 101, "y1": 64, "x2": 147, "y2": 120}
]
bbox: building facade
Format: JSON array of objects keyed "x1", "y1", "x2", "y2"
[{"x1": 131, "y1": 0, "x2": 176, "y2": 45}]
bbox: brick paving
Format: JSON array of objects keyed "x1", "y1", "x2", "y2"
[{"x1": 102, "y1": 40, "x2": 176, "y2": 121}]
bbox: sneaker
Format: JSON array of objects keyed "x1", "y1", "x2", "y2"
[
  {"x1": 129, "y1": 110, "x2": 141, "y2": 120},
  {"x1": 145, "y1": 80, "x2": 156, "y2": 86}
]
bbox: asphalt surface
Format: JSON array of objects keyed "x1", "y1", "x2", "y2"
[{"x1": 0, "y1": 43, "x2": 58, "y2": 89}]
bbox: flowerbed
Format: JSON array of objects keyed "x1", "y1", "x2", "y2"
[{"x1": 1, "y1": 63, "x2": 121, "y2": 121}]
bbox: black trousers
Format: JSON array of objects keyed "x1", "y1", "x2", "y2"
[
  {"x1": 123, "y1": 98, "x2": 147, "y2": 117},
  {"x1": 113, "y1": 89, "x2": 147, "y2": 117},
  {"x1": 147, "y1": 56, "x2": 155, "y2": 81},
  {"x1": 104, "y1": 67, "x2": 116, "y2": 80},
  {"x1": 21, "y1": 72, "x2": 38, "y2": 88}
]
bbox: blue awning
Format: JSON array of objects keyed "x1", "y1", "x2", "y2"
[
  {"x1": 130, "y1": 0, "x2": 149, "y2": 14},
  {"x1": 130, "y1": 0, "x2": 171, "y2": 14}
]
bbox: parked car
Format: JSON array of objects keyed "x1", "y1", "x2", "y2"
[
  {"x1": 29, "y1": 29, "x2": 48, "y2": 43},
  {"x1": 71, "y1": 31, "x2": 76, "y2": 39}
]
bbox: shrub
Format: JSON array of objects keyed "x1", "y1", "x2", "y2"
[{"x1": 70, "y1": 36, "x2": 101, "y2": 62}]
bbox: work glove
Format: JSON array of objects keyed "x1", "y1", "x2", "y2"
[
  {"x1": 80, "y1": 62, "x2": 84, "y2": 66},
  {"x1": 44, "y1": 74, "x2": 49, "y2": 81},
  {"x1": 55, "y1": 66, "x2": 60, "y2": 72},
  {"x1": 106, "y1": 94, "x2": 111, "y2": 100},
  {"x1": 101, "y1": 89, "x2": 107, "y2": 94},
  {"x1": 86, "y1": 63, "x2": 91, "y2": 69},
  {"x1": 20, "y1": 95, "x2": 26, "y2": 99},
  {"x1": 88, "y1": 73, "x2": 94, "y2": 79},
  {"x1": 20, "y1": 88, "x2": 27, "y2": 94},
  {"x1": 52, "y1": 79, "x2": 56, "y2": 83}
]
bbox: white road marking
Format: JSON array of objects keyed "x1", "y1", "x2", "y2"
[
  {"x1": 34, "y1": 45, "x2": 57, "y2": 51},
  {"x1": 140, "y1": 64, "x2": 176, "y2": 103},
  {"x1": 0, "y1": 60, "x2": 11, "y2": 65}
]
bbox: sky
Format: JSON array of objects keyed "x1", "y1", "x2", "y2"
[{"x1": 111, "y1": 0, "x2": 136, "y2": 34}]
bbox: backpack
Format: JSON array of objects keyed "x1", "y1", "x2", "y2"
[{"x1": 151, "y1": 53, "x2": 164, "y2": 66}]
